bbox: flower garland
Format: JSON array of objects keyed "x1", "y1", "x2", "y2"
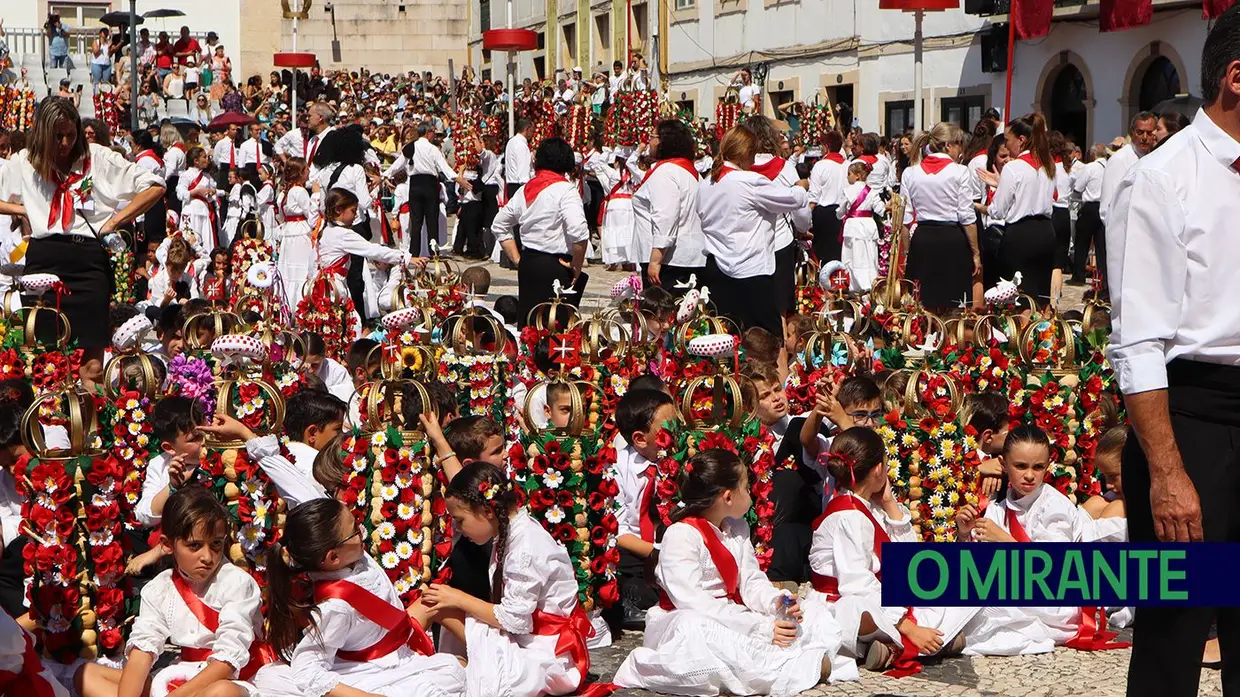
[
  {"x1": 0, "y1": 86, "x2": 37, "y2": 131},
  {"x1": 200, "y1": 444, "x2": 282, "y2": 589},
  {"x1": 611, "y1": 91, "x2": 658, "y2": 147},
  {"x1": 80, "y1": 454, "x2": 129, "y2": 657},
  {"x1": 879, "y1": 410, "x2": 978, "y2": 542},
  {"x1": 714, "y1": 100, "x2": 742, "y2": 141},
  {"x1": 17, "y1": 455, "x2": 85, "y2": 662},
  {"x1": 109, "y1": 245, "x2": 135, "y2": 305},
  {"x1": 436, "y1": 351, "x2": 515, "y2": 438},
  {"x1": 295, "y1": 280, "x2": 357, "y2": 362},
  {"x1": 509, "y1": 434, "x2": 620, "y2": 611},
  {"x1": 111, "y1": 391, "x2": 155, "y2": 530},
  {"x1": 563, "y1": 104, "x2": 592, "y2": 155}
]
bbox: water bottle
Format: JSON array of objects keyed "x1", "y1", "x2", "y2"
[
  {"x1": 101, "y1": 231, "x2": 127, "y2": 255},
  {"x1": 778, "y1": 591, "x2": 800, "y2": 638}
]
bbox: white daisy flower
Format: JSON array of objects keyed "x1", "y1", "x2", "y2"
[
  {"x1": 398, "y1": 503, "x2": 416, "y2": 520},
  {"x1": 381, "y1": 551, "x2": 401, "y2": 569},
  {"x1": 543, "y1": 471, "x2": 565, "y2": 489},
  {"x1": 395, "y1": 472, "x2": 415, "y2": 489},
  {"x1": 88, "y1": 529, "x2": 113, "y2": 546},
  {"x1": 372, "y1": 432, "x2": 388, "y2": 447},
  {"x1": 125, "y1": 399, "x2": 140, "y2": 410},
  {"x1": 545, "y1": 505, "x2": 566, "y2": 524},
  {"x1": 127, "y1": 422, "x2": 143, "y2": 436},
  {"x1": 239, "y1": 523, "x2": 265, "y2": 552},
  {"x1": 394, "y1": 577, "x2": 410, "y2": 594},
  {"x1": 132, "y1": 409, "x2": 146, "y2": 422},
  {"x1": 901, "y1": 433, "x2": 919, "y2": 448},
  {"x1": 136, "y1": 434, "x2": 149, "y2": 447},
  {"x1": 380, "y1": 484, "x2": 400, "y2": 501},
  {"x1": 407, "y1": 528, "x2": 424, "y2": 545},
  {"x1": 396, "y1": 541, "x2": 415, "y2": 560},
  {"x1": 377, "y1": 522, "x2": 397, "y2": 540}
]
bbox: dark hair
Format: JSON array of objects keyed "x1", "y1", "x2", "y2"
[
  {"x1": 1128, "y1": 110, "x2": 1157, "y2": 134},
  {"x1": 1002, "y1": 423, "x2": 1051, "y2": 458},
  {"x1": 346, "y1": 338, "x2": 380, "y2": 378},
  {"x1": 654, "y1": 119, "x2": 697, "y2": 161},
  {"x1": 960, "y1": 392, "x2": 1009, "y2": 434},
  {"x1": 741, "y1": 115, "x2": 783, "y2": 155},
  {"x1": 155, "y1": 303, "x2": 184, "y2": 338},
  {"x1": 515, "y1": 117, "x2": 533, "y2": 134},
  {"x1": 493, "y1": 295, "x2": 520, "y2": 325},
  {"x1": 152, "y1": 395, "x2": 203, "y2": 445},
  {"x1": 1096, "y1": 424, "x2": 1128, "y2": 457},
  {"x1": 837, "y1": 375, "x2": 881, "y2": 409},
  {"x1": 670, "y1": 449, "x2": 746, "y2": 523},
  {"x1": 324, "y1": 188, "x2": 359, "y2": 224},
  {"x1": 628, "y1": 373, "x2": 666, "y2": 394},
  {"x1": 314, "y1": 127, "x2": 369, "y2": 168},
  {"x1": 444, "y1": 461, "x2": 519, "y2": 602},
  {"x1": 545, "y1": 382, "x2": 572, "y2": 407},
  {"x1": 1007, "y1": 113, "x2": 1055, "y2": 178},
  {"x1": 964, "y1": 117, "x2": 997, "y2": 160},
  {"x1": 312, "y1": 433, "x2": 348, "y2": 493},
  {"x1": 615, "y1": 389, "x2": 674, "y2": 443},
  {"x1": 825, "y1": 427, "x2": 885, "y2": 490},
  {"x1": 162, "y1": 486, "x2": 230, "y2": 543},
  {"x1": 533, "y1": 137, "x2": 576, "y2": 174},
  {"x1": 267, "y1": 498, "x2": 351, "y2": 661},
  {"x1": 985, "y1": 133, "x2": 1007, "y2": 172},
  {"x1": 1157, "y1": 111, "x2": 1190, "y2": 141},
  {"x1": 1203, "y1": 6, "x2": 1240, "y2": 103},
  {"x1": 741, "y1": 326, "x2": 780, "y2": 363},
  {"x1": 284, "y1": 390, "x2": 346, "y2": 442},
  {"x1": 0, "y1": 379, "x2": 34, "y2": 448},
  {"x1": 427, "y1": 382, "x2": 458, "y2": 423},
  {"x1": 822, "y1": 130, "x2": 844, "y2": 154},
  {"x1": 300, "y1": 331, "x2": 327, "y2": 357},
  {"x1": 877, "y1": 370, "x2": 910, "y2": 413},
  {"x1": 859, "y1": 133, "x2": 880, "y2": 156},
  {"x1": 444, "y1": 415, "x2": 504, "y2": 460},
  {"x1": 638, "y1": 286, "x2": 677, "y2": 321},
  {"x1": 460, "y1": 266, "x2": 491, "y2": 295}
]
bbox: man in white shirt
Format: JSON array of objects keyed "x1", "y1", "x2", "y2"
[
  {"x1": 1098, "y1": 110, "x2": 1156, "y2": 291},
  {"x1": 808, "y1": 130, "x2": 847, "y2": 263},
  {"x1": 1106, "y1": 13, "x2": 1240, "y2": 694},
  {"x1": 404, "y1": 123, "x2": 470, "y2": 256},
  {"x1": 237, "y1": 123, "x2": 268, "y2": 172},
  {"x1": 211, "y1": 123, "x2": 239, "y2": 190},
  {"x1": 504, "y1": 118, "x2": 534, "y2": 199},
  {"x1": 302, "y1": 102, "x2": 338, "y2": 177},
  {"x1": 1067, "y1": 143, "x2": 1108, "y2": 286}
]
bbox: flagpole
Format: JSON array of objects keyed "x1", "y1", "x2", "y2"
[{"x1": 1004, "y1": 10, "x2": 1015, "y2": 122}]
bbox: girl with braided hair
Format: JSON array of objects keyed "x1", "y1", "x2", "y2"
[
  {"x1": 422, "y1": 460, "x2": 602, "y2": 697},
  {"x1": 807, "y1": 427, "x2": 986, "y2": 675},
  {"x1": 614, "y1": 449, "x2": 855, "y2": 695}
]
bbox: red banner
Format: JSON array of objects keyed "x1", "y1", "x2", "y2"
[
  {"x1": 1100, "y1": 0, "x2": 1152, "y2": 31},
  {"x1": 1013, "y1": 0, "x2": 1054, "y2": 39},
  {"x1": 1204, "y1": 0, "x2": 1237, "y2": 18}
]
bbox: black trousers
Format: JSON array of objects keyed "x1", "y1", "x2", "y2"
[
  {"x1": 517, "y1": 249, "x2": 579, "y2": 328},
  {"x1": 481, "y1": 184, "x2": 501, "y2": 256},
  {"x1": 406, "y1": 174, "x2": 441, "y2": 256},
  {"x1": 447, "y1": 538, "x2": 493, "y2": 601},
  {"x1": 26, "y1": 235, "x2": 112, "y2": 348},
  {"x1": 1125, "y1": 359, "x2": 1240, "y2": 697},
  {"x1": 811, "y1": 205, "x2": 841, "y2": 263},
  {"x1": 347, "y1": 220, "x2": 371, "y2": 321},
  {"x1": 766, "y1": 469, "x2": 820, "y2": 583},
  {"x1": 704, "y1": 255, "x2": 782, "y2": 338},
  {"x1": 641, "y1": 263, "x2": 698, "y2": 295},
  {"x1": 455, "y1": 200, "x2": 484, "y2": 257},
  {"x1": 1052, "y1": 205, "x2": 1072, "y2": 272},
  {"x1": 1074, "y1": 201, "x2": 1104, "y2": 282}
]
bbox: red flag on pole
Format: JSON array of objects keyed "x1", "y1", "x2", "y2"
[
  {"x1": 1100, "y1": 0, "x2": 1152, "y2": 31},
  {"x1": 1204, "y1": 0, "x2": 1237, "y2": 18},
  {"x1": 1012, "y1": 0, "x2": 1054, "y2": 39}
]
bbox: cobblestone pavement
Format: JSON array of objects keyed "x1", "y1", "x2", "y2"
[{"x1": 586, "y1": 626, "x2": 1223, "y2": 697}]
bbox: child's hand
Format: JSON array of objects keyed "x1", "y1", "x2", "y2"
[
  {"x1": 198, "y1": 413, "x2": 258, "y2": 443},
  {"x1": 979, "y1": 458, "x2": 1003, "y2": 478},
  {"x1": 125, "y1": 546, "x2": 165, "y2": 576},
  {"x1": 956, "y1": 503, "x2": 979, "y2": 537},
  {"x1": 419, "y1": 413, "x2": 447, "y2": 447},
  {"x1": 167, "y1": 454, "x2": 196, "y2": 488},
  {"x1": 980, "y1": 474, "x2": 1002, "y2": 498},
  {"x1": 778, "y1": 596, "x2": 804, "y2": 622},
  {"x1": 422, "y1": 583, "x2": 465, "y2": 610},
  {"x1": 905, "y1": 624, "x2": 945, "y2": 654},
  {"x1": 772, "y1": 620, "x2": 799, "y2": 648},
  {"x1": 971, "y1": 517, "x2": 1015, "y2": 543}
]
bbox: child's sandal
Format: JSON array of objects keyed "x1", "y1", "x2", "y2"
[
  {"x1": 864, "y1": 640, "x2": 896, "y2": 671},
  {"x1": 936, "y1": 632, "x2": 966, "y2": 658}
]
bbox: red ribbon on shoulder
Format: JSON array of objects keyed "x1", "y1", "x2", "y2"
[
  {"x1": 823, "y1": 152, "x2": 846, "y2": 164},
  {"x1": 172, "y1": 571, "x2": 276, "y2": 680},
  {"x1": 314, "y1": 579, "x2": 435, "y2": 659},
  {"x1": 635, "y1": 157, "x2": 699, "y2": 191},
  {"x1": 856, "y1": 154, "x2": 878, "y2": 165},
  {"x1": 0, "y1": 632, "x2": 58, "y2": 697},
  {"x1": 919, "y1": 155, "x2": 953, "y2": 175},
  {"x1": 660, "y1": 517, "x2": 742, "y2": 611},
  {"x1": 523, "y1": 170, "x2": 569, "y2": 206},
  {"x1": 750, "y1": 156, "x2": 787, "y2": 181}
]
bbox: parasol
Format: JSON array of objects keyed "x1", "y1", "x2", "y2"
[
  {"x1": 207, "y1": 112, "x2": 256, "y2": 131},
  {"x1": 99, "y1": 12, "x2": 143, "y2": 27}
]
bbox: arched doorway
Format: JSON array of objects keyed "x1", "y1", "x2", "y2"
[
  {"x1": 1138, "y1": 56, "x2": 1181, "y2": 112},
  {"x1": 1048, "y1": 64, "x2": 1087, "y2": 148}
]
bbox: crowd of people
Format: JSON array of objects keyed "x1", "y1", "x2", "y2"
[{"x1": 0, "y1": 4, "x2": 1237, "y2": 697}]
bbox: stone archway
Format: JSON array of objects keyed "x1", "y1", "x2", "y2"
[
  {"x1": 1121, "y1": 42, "x2": 1189, "y2": 126},
  {"x1": 1036, "y1": 51, "x2": 1094, "y2": 148}
]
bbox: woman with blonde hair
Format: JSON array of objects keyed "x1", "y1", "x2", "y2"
[
  {"x1": 900, "y1": 121, "x2": 979, "y2": 311},
  {"x1": 697, "y1": 126, "x2": 809, "y2": 338},
  {"x1": 0, "y1": 97, "x2": 164, "y2": 360}
]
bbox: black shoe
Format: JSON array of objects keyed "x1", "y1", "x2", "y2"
[
  {"x1": 1065, "y1": 277, "x2": 1087, "y2": 287},
  {"x1": 622, "y1": 598, "x2": 648, "y2": 630}
]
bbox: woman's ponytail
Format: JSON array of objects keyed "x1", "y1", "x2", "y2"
[{"x1": 1028, "y1": 113, "x2": 1055, "y2": 178}]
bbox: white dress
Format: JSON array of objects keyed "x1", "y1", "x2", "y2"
[
  {"x1": 277, "y1": 185, "x2": 316, "y2": 305},
  {"x1": 177, "y1": 167, "x2": 219, "y2": 250},
  {"x1": 807, "y1": 492, "x2": 985, "y2": 659},
  {"x1": 127, "y1": 564, "x2": 277, "y2": 697},
  {"x1": 613, "y1": 517, "x2": 857, "y2": 696},
  {"x1": 309, "y1": 224, "x2": 409, "y2": 341},
  {"x1": 835, "y1": 181, "x2": 884, "y2": 292},
  {"x1": 256, "y1": 183, "x2": 278, "y2": 238},
  {"x1": 587, "y1": 156, "x2": 635, "y2": 265},
  {"x1": 223, "y1": 183, "x2": 244, "y2": 244},
  {"x1": 463, "y1": 509, "x2": 591, "y2": 697},
  {"x1": 0, "y1": 609, "x2": 70, "y2": 696},
  {"x1": 257, "y1": 553, "x2": 465, "y2": 697},
  {"x1": 962, "y1": 485, "x2": 1129, "y2": 656}
]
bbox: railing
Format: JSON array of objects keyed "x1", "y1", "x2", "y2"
[{"x1": 4, "y1": 26, "x2": 211, "y2": 71}]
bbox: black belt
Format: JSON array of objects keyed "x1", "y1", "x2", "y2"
[
  {"x1": 35, "y1": 234, "x2": 102, "y2": 246},
  {"x1": 523, "y1": 248, "x2": 570, "y2": 261}
]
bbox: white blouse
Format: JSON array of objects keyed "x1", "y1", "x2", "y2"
[
  {"x1": 315, "y1": 224, "x2": 408, "y2": 272},
  {"x1": 492, "y1": 180, "x2": 589, "y2": 256},
  {"x1": 655, "y1": 517, "x2": 784, "y2": 643},
  {"x1": 612, "y1": 444, "x2": 654, "y2": 542},
  {"x1": 491, "y1": 509, "x2": 580, "y2": 635},
  {"x1": 988, "y1": 151, "x2": 1055, "y2": 224},
  {"x1": 697, "y1": 166, "x2": 808, "y2": 278},
  {"x1": 177, "y1": 167, "x2": 220, "y2": 218},
  {"x1": 312, "y1": 163, "x2": 373, "y2": 223},
  {"x1": 900, "y1": 155, "x2": 976, "y2": 226},
  {"x1": 0, "y1": 144, "x2": 164, "y2": 239},
  {"x1": 631, "y1": 159, "x2": 707, "y2": 268},
  {"x1": 754, "y1": 153, "x2": 812, "y2": 249},
  {"x1": 128, "y1": 564, "x2": 262, "y2": 674},
  {"x1": 245, "y1": 435, "x2": 326, "y2": 507},
  {"x1": 982, "y1": 484, "x2": 1128, "y2": 543},
  {"x1": 280, "y1": 186, "x2": 318, "y2": 229},
  {"x1": 808, "y1": 491, "x2": 916, "y2": 600}
]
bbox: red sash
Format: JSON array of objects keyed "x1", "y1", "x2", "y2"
[
  {"x1": 530, "y1": 607, "x2": 603, "y2": 695},
  {"x1": 810, "y1": 495, "x2": 922, "y2": 677},
  {"x1": 284, "y1": 215, "x2": 307, "y2": 222},
  {"x1": 523, "y1": 170, "x2": 569, "y2": 206},
  {"x1": 596, "y1": 169, "x2": 631, "y2": 225},
  {"x1": 856, "y1": 154, "x2": 878, "y2": 165},
  {"x1": 0, "y1": 632, "x2": 57, "y2": 697},
  {"x1": 635, "y1": 157, "x2": 699, "y2": 191},
  {"x1": 188, "y1": 171, "x2": 219, "y2": 235},
  {"x1": 313, "y1": 579, "x2": 434, "y2": 659},
  {"x1": 1003, "y1": 507, "x2": 1130, "y2": 652},
  {"x1": 822, "y1": 152, "x2": 846, "y2": 164},
  {"x1": 47, "y1": 155, "x2": 90, "y2": 232},
  {"x1": 750, "y1": 156, "x2": 786, "y2": 181},
  {"x1": 658, "y1": 517, "x2": 742, "y2": 611},
  {"x1": 844, "y1": 185, "x2": 873, "y2": 221},
  {"x1": 398, "y1": 202, "x2": 410, "y2": 215},
  {"x1": 171, "y1": 572, "x2": 276, "y2": 680},
  {"x1": 919, "y1": 155, "x2": 952, "y2": 175},
  {"x1": 137, "y1": 149, "x2": 165, "y2": 169}
]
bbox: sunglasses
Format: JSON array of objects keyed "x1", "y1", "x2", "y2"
[{"x1": 333, "y1": 521, "x2": 363, "y2": 549}]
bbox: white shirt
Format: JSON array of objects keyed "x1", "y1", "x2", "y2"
[
  {"x1": 614, "y1": 444, "x2": 655, "y2": 541},
  {"x1": 809, "y1": 491, "x2": 916, "y2": 601},
  {"x1": 480, "y1": 149, "x2": 502, "y2": 187},
  {"x1": 1052, "y1": 160, "x2": 1072, "y2": 208},
  {"x1": 317, "y1": 356, "x2": 353, "y2": 389},
  {"x1": 1106, "y1": 109, "x2": 1240, "y2": 395},
  {"x1": 738, "y1": 84, "x2": 760, "y2": 110},
  {"x1": 315, "y1": 223, "x2": 408, "y2": 271},
  {"x1": 135, "y1": 452, "x2": 174, "y2": 528},
  {"x1": 983, "y1": 484, "x2": 1127, "y2": 544},
  {"x1": 245, "y1": 435, "x2": 325, "y2": 507},
  {"x1": 503, "y1": 133, "x2": 532, "y2": 185},
  {"x1": 212, "y1": 137, "x2": 238, "y2": 168},
  {"x1": 0, "y1": 144, "x2": 164, "y2": 239},
  {"x1": 148, "y1": 267, "x2": 201, "y2": 304},
  {"x1": 238, "y1": 137, "x2": 266, "y2": 169},
  {"x1": 808, "y1": 155, "x2": 847, "y2": 207},
  {"x1": 754, "y1": 153, "x2": 811, "y2": 249},
  {"x1": 631, "y1": 158, "x2": 707, "y2": 269},
  {"x1": 406, "y1": 137, "x2": 456, "y2": 179},
  {"x1": 697, "y1": 165, "x2": 808, "y2": 278},
  {"x1": 1071, "y1": 159, "x2": 1106, "y2": 202},
  {"x1": 312, "y1": 163, "x2": 372, "y2": 222},
  {"x1": 274, "y1": 127, "x2": 306, "y2": 159},
  {"x1": 1099, "y1": 142, "x2": 1141, "y2": 225},
  {"x1": 163, "y1": 144, "x2": 187, "y2": 181},
  {"x1": 966, "y1": 151, "x2": 990, "y2": 202},
  {"x1": 134, "y1": 150, "x2": 166, "y2": 180},
  {"x1": 900, "y1": 155, "x2": 976, "y2": 226},
  {"x1": 492, "y1": 178, "x2": 589, "y2": 254},
  {"x1": 988, "y1": 152, "x2": 1055, "y2": 224}
]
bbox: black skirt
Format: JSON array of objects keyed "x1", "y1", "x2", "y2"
[
  {"x1": 25, "y1": 235, "x2": 113, "y2": 349},
  {"x1": 1051, "y1": 206, "x2": 1072, "y2": 271},
  {"x1": 704, "y1": 255, "x2": 782, "y2": 339},
  {"x1": 772, "y1": 242, "x2": 797, "y2": 316},
  {"x1": 906, "y1": 220, "x2": 973, "y2": 312},
  {"x1": 998, "y1": 216, "x2": 1056, "y2": 306},
  {"x1": 810, "y1": 205, "x2": 841, "y2": 263}
]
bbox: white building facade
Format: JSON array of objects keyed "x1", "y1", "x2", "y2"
[{"x1": 667, "y1": 0, "x2": 1206, "y2": 145}]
